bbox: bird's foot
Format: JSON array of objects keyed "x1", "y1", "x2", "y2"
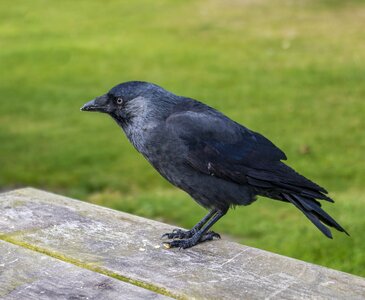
[
  {"x1": 162, "y1": 231, "x2": 221, "y2": 249},
  {"x1": 161, "y1": 228, "x2": 197, "y2": 240}
]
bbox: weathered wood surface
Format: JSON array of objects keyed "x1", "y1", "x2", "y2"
[
  {"x1": 0, "y1": 188, "x2": 364, "y2": 299},
  {"x1": 0, "y1": 240, "x2": 170, "y2": 300}
]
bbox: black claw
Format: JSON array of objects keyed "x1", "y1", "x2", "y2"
[
  {"x1": 200, "y1": 231, "x2": 221, "y2": 242},
  {"x1": 210, "y1": 231, "x2": 221, "y2": 239},
  {"x1": 161, "y1": 228, "x2": 194, "y2": 240},
  {"x1": 161, "y1": 233, "x2": 170, "y2": 239}
]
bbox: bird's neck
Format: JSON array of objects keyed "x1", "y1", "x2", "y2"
[
  {"x1": 122, "y1": 117, "x2": 159, "y2": 154},
  {"x1": 117, "y1": 95, "x2": 181, "y2": 153}
]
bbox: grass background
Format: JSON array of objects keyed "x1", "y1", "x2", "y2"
[{"x1": 1, "y1": 0, "x2": 364, "y2": 276}]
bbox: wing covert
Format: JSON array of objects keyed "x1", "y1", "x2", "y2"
[{"x1": 165, "y1": 109, "x2": 286, "y2": 183}]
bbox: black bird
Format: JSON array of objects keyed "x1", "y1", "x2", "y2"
[{"x1": 81, "y1": 81, "x2": 348, "y2": 249}]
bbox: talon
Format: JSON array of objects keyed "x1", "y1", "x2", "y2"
[
  {"x1": 161, "y1": 228, "x2": 193, "y2": 240},
  {"x1": 161, "y1": 233, "x2": 169, "y2": 239},
  {"x1": 210, "y1": 232, "x2": 221, "y2": 239},
  {"x1": 212, "y1": 234, "x2": 220, "y2": 239}
]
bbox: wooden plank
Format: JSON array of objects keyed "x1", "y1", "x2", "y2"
[
  {"x1": 0, "y1": 188, "x2": 364, "y2": 299},
  {"x1": 0, "y1": 240, "x2": 170, "y2": 299}
]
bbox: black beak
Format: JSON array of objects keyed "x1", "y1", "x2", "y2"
[{"x1": 80, "y1": 95, "x2": 109, "y2": 113}]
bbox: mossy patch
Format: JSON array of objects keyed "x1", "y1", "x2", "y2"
[{"x1": 0, "y1": 234, "x2": 183, "y2": 299}]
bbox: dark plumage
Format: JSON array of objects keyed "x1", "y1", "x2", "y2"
[{"x1": 81, "y1": 81, "x2": 348, "y2": 249}]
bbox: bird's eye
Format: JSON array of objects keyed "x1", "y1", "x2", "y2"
[{"x1": 116, "y1": 97, "x2": 123, "y2": 105}]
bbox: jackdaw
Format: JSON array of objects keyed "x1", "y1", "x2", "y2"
[{"x1": 81, "y1": 81, "x2": 348, "y2": 249}]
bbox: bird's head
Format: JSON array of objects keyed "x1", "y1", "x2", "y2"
[{"x1": 81, "y1": 81, "x2": 178, "y2": 128}]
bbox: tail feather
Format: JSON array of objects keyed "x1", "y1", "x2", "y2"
[
  {"x1": 282, "y1": 193, "x2": 349, "y2": 238},
  {"x1": 290, "y1": 198, "x2": 333, "y2": 238},
  {"x1": 278, "y1": 182, "x2": 333, "y2": 202},
  {"x1": 247, "y1": 165, "x2": 334, "y2": 203},
  {"x1": 247, "y1": 163, "x2": 328, "y2": 193},
  {"x1": 246, "y1": 162, "x2": 348, "y2": 238}
]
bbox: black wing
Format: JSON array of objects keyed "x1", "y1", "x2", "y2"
[{"x1": 166, "y1": 106, "x2": 290, "y2": 186}]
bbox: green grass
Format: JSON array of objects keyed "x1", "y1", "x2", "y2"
[{"x1": 1, "y1": 0, "x2": 364, "y2": 277}]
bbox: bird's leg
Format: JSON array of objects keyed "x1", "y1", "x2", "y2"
[
  {"x1": 161, "y1": 209, "x2": 217, "y2": 240},
  {"x1": 163, "y1": 208, "x2": 227, "y2": 249}
]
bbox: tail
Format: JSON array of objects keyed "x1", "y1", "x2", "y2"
[
  {"x1": 246, "y1": 163, "x2": 349, "y2": 238},
  {"x1": 281, "y1": 193, "x2": 349, "y2": 238}
]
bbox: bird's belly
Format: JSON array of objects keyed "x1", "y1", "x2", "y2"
[{"x1": 145, "y1": 151, "x2": 256, "y2": 210}]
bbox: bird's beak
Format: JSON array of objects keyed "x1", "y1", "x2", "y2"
[{"x1": 80, "y1": 95, "x2": 109, "y2": 113}]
